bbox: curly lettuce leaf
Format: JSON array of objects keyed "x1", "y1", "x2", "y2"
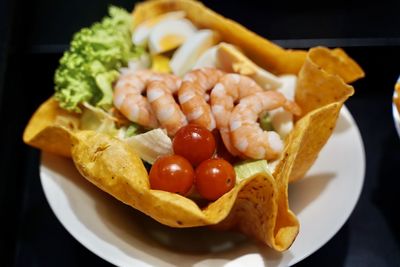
[
  {"x1": 95, "y1": 70, "x2": 119, "y2": 109},
  {"x1": 55, "y1": 6, "x2": 145, "y2": 112}
]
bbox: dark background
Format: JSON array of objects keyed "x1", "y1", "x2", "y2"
[{"x1": 1, "y1": 0, "x2": 400, "y2": 266}]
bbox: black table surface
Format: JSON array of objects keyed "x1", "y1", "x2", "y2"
[{"x1": 1, "y1": 0, "x2": 400, "y2": 266}]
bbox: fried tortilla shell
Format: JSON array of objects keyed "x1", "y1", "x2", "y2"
[
  {"x1": 277, "y1": 47, "x2": 359, "y2": 183},
  {"x1": 23, "y1": 98, "x2": 78, "y2": 157},
  {"x1": 23, "y1": 0, "x2": 365, "y2": 251},
  {"x1": 308, "y1": 47, "x2": 364, "y2": 84},
  {"x1": 70, "y1": 130, "x2": 296, "y2": 250}
]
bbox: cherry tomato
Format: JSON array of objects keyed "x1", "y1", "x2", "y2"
[
  {"x1": 149, "y1": 155, "x2": 194, "y2": 196},
  {"x1": 195, "y1": 158, "x2": 236, "y2": 201},
  {"x1": 173, "y1": 124, "x2": 216, "y2": 166}
]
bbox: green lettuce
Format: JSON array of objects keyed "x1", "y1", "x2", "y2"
[
  {"x1": 234, "y1": 159, "x2": 272, "y2": 184},
  {"x1": 125, "y1": 123, "x2": 143, "y2": 138},
  {"x1": 260, "y1": 112, "x2": 274, "y2": 131},
  {"x1": 79, "y1": 103, "x2": 119, "y2": 136},
  {"x1": 54, "y1": 6, "x2": 145, "y2": 112}
]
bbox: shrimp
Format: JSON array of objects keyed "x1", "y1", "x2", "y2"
[
  {"x1": 229, "y1": 91, "x2": 301, "y2": 160},
  {"x1": 113, "y1": 69, "x2": 183, "y2": 133},
  {"x1": 113, "y1": 69, "x2": 159, "y2": 128},
  {"x1": 210, "y1": 73, "x2": 263, "y2": 156},
  {"x1": 178, "y1": 67, "x2": 224, "y2": 130},
  {"x1": 147, "y1": 76, "x2": 187, "y2": 136}
]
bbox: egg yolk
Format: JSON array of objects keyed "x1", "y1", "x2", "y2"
[{"x1": 159, "y1": 34, "x2": 185, "y2": 51}]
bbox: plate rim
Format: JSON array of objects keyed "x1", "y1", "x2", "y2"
[
  {"x1": 392, "y1": 81, "x2": 400, "y2": 137},
  {"x1": 289, "y1": 106, "x2": 366, "y2": 265}
]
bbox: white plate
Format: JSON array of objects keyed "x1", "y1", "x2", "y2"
[
  {"x1": 40, "y1": 106, "x2": 365, "y2": 267},
  {"x1": 392, "y1": 76, "x2": 400, "y2": 137}
]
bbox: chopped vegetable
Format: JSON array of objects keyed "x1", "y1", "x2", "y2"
[
  {"x1": 55, "y1": 6, "x2": 145, "y2": 112},
  {"x1": 125, "y1": 128, "x2": 173, "y2": 164},
  {"x1": 125, "y1": 123, "x2": 143, "y2": 138},
  {"x1": 260, "y1": 112, "x2": 274, "y2": 131},
  {"x1": 127, "y1": 53, "x2": 151, "y2": 72},
  {"x1": 234, "y1": 159, "x2": 271, "y2": 184},
  {"x1": 94, "y1": 70, "x2": 120, "y2": 108},
  {"x1": 79, "y1": 103, "x2": 118, "y2": 136},
  {"x1": 195, "y1": 158, "x2": 235, "y2": 201},
  {"x1": 149, "y1": 155, "x2": 195, "y2": 195}
]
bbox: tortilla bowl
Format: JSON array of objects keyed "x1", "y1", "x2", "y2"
[{"x1": 23, "y1": 0, "x2": 364, "y2": 252}]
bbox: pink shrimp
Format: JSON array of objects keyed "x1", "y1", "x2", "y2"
[
  {"x1": 147, "y1": 77, "x2": 187, "y2": 136},
  {"x1": 210, "y1": 73, "x2": 263, "y2": 156},
  {"x1": 178, "y1": 67, "x2": 224, "y2": 130},
  {"x1": 113, "y1": 69, "x2": 183, "y2": 132},
  {"x1": 113, "y1": 69, "x2": 159, "y2": 128},
  {"x1": 229, "y1": 91, "x2": 301, "y2": 160}
]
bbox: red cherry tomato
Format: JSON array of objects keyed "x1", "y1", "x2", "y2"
[
  {"x1": 195, "y1": 158, "x2": 236, "y2": 201},
  {"x1": 149, "y1": 155, "x2": 194, "y2": 196},
  {"x1": 173, "y1": 124, "x2": 216, "y2": 166}
]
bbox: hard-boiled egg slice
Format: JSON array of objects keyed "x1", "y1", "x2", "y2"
[
  {"x1": 148, "y1": 18, "x2": 197, "y2": 54},
  {"x1": 170, "y1": 29, "x2": 218, "y2": 76},
  {"x1": 132, "y1": 11, "x2": 186, "y2": 46},
  {"x1": 192, "y1": 45, "x2": 218, "y2": 69},
  {"x1": 269, "y1": 75, "x2": 297, "y2": 138},
  {"x1": 277, "y1": 74, "x2": 297, "y2": 100},
  {"x1": 216, "y1": 43, "x2": 282, "y2": 90},
  {"x1": 151, "y1": 54, "x2": 171, "y2": 73}
]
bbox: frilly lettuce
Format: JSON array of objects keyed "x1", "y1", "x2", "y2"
[{"x1": 55, "y1": 6, "x2": 145, "y2": 112}]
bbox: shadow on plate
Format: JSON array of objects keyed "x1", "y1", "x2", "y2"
[
  {"x1": 289, "y1": 172, "x2": 335, "y2": 215},
  {"x1": 334, "y1": 111, "x2": 352, "y2": 135},
  {"x1": 42, "y1": 153, "x2": 294, "y2": 266}
]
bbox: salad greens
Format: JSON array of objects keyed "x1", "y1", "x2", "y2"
[
  {"x1": 260, "y1": 113, "x2": 274, "y2": 131},
  {"x1": 125, "y1": 123, "x2": 144, "y2": 138},
  {"x1": 79, "y1": 103, "x2": 119, "y2": 136},
  {"x1": 234, "y1": 159, "x2": 272, "y2": 184},
  {"x1": 54, "y1": 6, "x2": 145, "y2": 112}
]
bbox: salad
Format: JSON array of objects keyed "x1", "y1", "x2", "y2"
[{"x1": 23, "y1": 0, "x2": 364, "y2": 252}]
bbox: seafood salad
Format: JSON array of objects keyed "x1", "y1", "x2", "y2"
[
  {"x1": 113, "y1": 65, "x2": 300, "y2": 197},
  {"x1": 23, "y1": 0, "x2": 364, "y2": 251},
  {"x1": 55, "y1": 5, "x2": 302, "y2": 199}
]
